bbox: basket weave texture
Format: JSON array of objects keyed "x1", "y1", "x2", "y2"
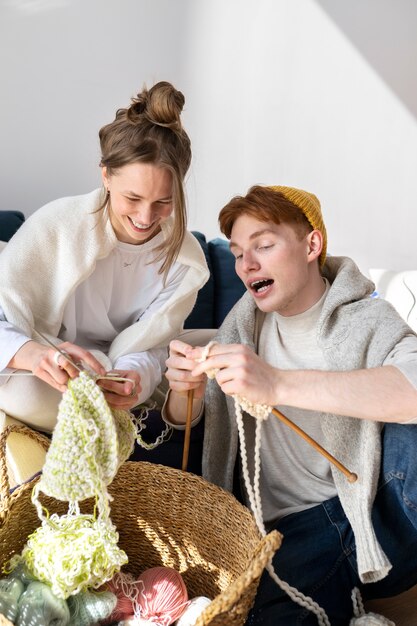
[{"x1": 0, "y1": 424, "x2": 281, "y2": 625}]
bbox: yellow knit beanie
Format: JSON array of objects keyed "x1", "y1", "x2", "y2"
[{"x1": 268, "y1": 185, "x2": 327, "y2": 266}]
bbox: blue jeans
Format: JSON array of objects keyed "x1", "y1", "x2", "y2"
[
  {"x1": 128, "y1": 408, "x2": 205, "y2": 475},
  {"x1": 246, "y1": 423, "x2": 417, "y2": 625}
]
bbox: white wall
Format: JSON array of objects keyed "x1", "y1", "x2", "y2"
[
  {"x1": 182, "y1": 0, "x2": 417, "y2": 274},
  {"x1": 1, "y1": 0, "x2": 416, "y2": 275},
  {"x1": 0, "y1": 0, "x2": 189, "y2": 208}
]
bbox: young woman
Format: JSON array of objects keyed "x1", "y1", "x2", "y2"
[{"x1": 0, "y1": 81, "x2": 209, "y2": 433}]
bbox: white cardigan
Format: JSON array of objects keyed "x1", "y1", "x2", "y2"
[{"x1": 0, "y1": 188, "x2": 209, "y2": 361}]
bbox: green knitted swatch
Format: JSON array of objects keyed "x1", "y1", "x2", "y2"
[{"x1": 16, "y1": 371, "x2": 137, "y2": 599}]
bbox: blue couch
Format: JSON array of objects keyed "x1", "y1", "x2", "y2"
[
  {"x1": 0, "y1": 210, "x2": 25, "y2": 243},
  {"x1": 184, "y1": 231, "x2": 245, "y2": 329}
]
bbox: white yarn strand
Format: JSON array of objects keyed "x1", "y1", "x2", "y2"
[
  {"x1": 234, "y1": 398, "x2": 330, "y2": 626},
  {"x1": 349, "y1": 588, "x2": 395, "y2": 626},
  {"x1": 199, "y1": 342, "x2": 330, "y2": 626},
  {"x1": 133, "y1": 404, "x2": 173, "y2": 450}
]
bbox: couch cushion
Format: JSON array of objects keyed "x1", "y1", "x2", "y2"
[
  {"x1": 0, "y1": 210, "x2": 25, "y2": 242},
  {"x1": 0, "y1": 411, "x2": 47, "y2": 489},
  {"x1": 184, "y1": 232, "x2": 215, "y2": 329},
  {"x1": 209, "y1": 237, "x2": 246, "y2": 328}
]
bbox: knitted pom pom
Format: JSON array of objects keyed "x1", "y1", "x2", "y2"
[
  {"x1": 0, "y1": 577, "x2": 24, "y2": 622},
  {"x1": 67, "y1": 589, "x2": 117, "y2": 626},
  {"x1": 20, "y1": 512, "x2": 128, "y2": 599},
  {"x1": 16, "y1": 581, "x2": 70, "y2": 626},
  {"x1": 136, "y1": 567, "x2": 189, "y2": 624}
]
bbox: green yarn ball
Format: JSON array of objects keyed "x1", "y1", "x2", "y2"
[
  {"x1": 0, "y1": 577, "x2": 24, "y2": 622},
  {"x1": 16, "y1": 581, "x2": 70, "y2": 626},
  {"x1": 67, "y1": 589, "x2": 117, "y2": 626}
]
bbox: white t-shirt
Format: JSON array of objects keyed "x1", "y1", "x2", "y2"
[
  {"x1": 0, "y1": 232, "x2": 188, "y2": 403},
  {"x1": 257, "y1": 280, "x2": 417, "y2": 525}
]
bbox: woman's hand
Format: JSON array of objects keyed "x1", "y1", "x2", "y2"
[
  {"x1": 96, "y1": 369, "x2": 141, "y2": 410},
  {"x1": 8, "y1": 340, "x2": 107, "y2": 393}
]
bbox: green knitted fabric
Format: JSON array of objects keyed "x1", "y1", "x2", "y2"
[
  {"x1": 16, "y1": 371, "x2": 137, "y2": 599},
  {"x1": 38, "y1": 371, "x2": 135, "y2": 503}
]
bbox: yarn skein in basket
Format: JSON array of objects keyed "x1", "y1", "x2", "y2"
[{"x1": 0, "y1": 424, "x2": 281, "y2": 626}]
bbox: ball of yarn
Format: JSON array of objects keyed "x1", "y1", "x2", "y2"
[
  {"x1": 67, "y1": 589, "x2": 117, "y2": 626},
  {"x1": 175, "y1": 596, "x2": 212, "y2": 626},
  {"x1": 136, "y1": 567, "x2": 189, "y2": 625},
  {"x1": 7, "y1": 562, "x2": 36, "y2": 586},
  {"x1": 16, "y1": 581, "x2": 70, "y2": 626},
  {"x1": 116, "y1": 615, "x2": 185, "y2": 625},
  {"x1": 0, "y1": 577, "x2": 24, "y2": 622},
  {"x1": 102, "y1": 572, "x2": 137, "y2": 623}
]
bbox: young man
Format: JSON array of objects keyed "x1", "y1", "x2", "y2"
[{"x1": 164, "y1": 185, "x2": 417, "y2": 625}]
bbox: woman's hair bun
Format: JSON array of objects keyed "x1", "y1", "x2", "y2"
[{"x1": 127, "y1": 81, "x2": 185, "y2": 131}]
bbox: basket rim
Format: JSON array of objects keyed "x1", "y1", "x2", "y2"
[{"x1": 1, "y1": 461, "x2": 262, "y2": 535}]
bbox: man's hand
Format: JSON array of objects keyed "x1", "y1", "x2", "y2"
[
  {"x1": 190, "y1": 343, "x2": 281, "y2": 406},
  {"x1": 164, "y1": 340, "x2": 208, "y2": 425},
  {"x1": 165, "y1": 340, "x2": 207, "y2": 399}
]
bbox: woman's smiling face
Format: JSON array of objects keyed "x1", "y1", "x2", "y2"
[{"x1": 102, "y1": 161, "x2": 173, "y2": 245}]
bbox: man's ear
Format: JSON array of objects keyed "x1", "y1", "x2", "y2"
[{"x1": 307, "y1": 230, "x2": 323, "y2": 263}]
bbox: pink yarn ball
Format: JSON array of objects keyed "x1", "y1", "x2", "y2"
[
  {"x1": 136, "y1": 566, "x2": 189, "y2": 625},
  {"x1": 101, "y1": 573, "x2": 136, "y2": 623}
]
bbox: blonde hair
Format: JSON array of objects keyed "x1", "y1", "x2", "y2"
[{"x1": 98, "y1": 81, "x2": 191, "y2": 276}]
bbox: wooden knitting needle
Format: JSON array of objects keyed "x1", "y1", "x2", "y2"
[
  {"x1": 181, "y1": 389, "x2": 195, "y2": 472},
  {"x1": 271, "y1": 407, "x2": 358, "y2": 483}
]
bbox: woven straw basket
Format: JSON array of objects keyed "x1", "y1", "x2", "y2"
[{"x1": 0, "y1": 424, "x2": 281, "y2": 625}]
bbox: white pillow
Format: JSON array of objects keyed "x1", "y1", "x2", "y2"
[{"x1": 369, "y1": 269, "x2": 417, "y2": 332}]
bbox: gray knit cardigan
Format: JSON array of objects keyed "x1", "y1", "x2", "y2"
[{"x1": 203, "y1": 256, "x2": 415, "y2": 583}]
